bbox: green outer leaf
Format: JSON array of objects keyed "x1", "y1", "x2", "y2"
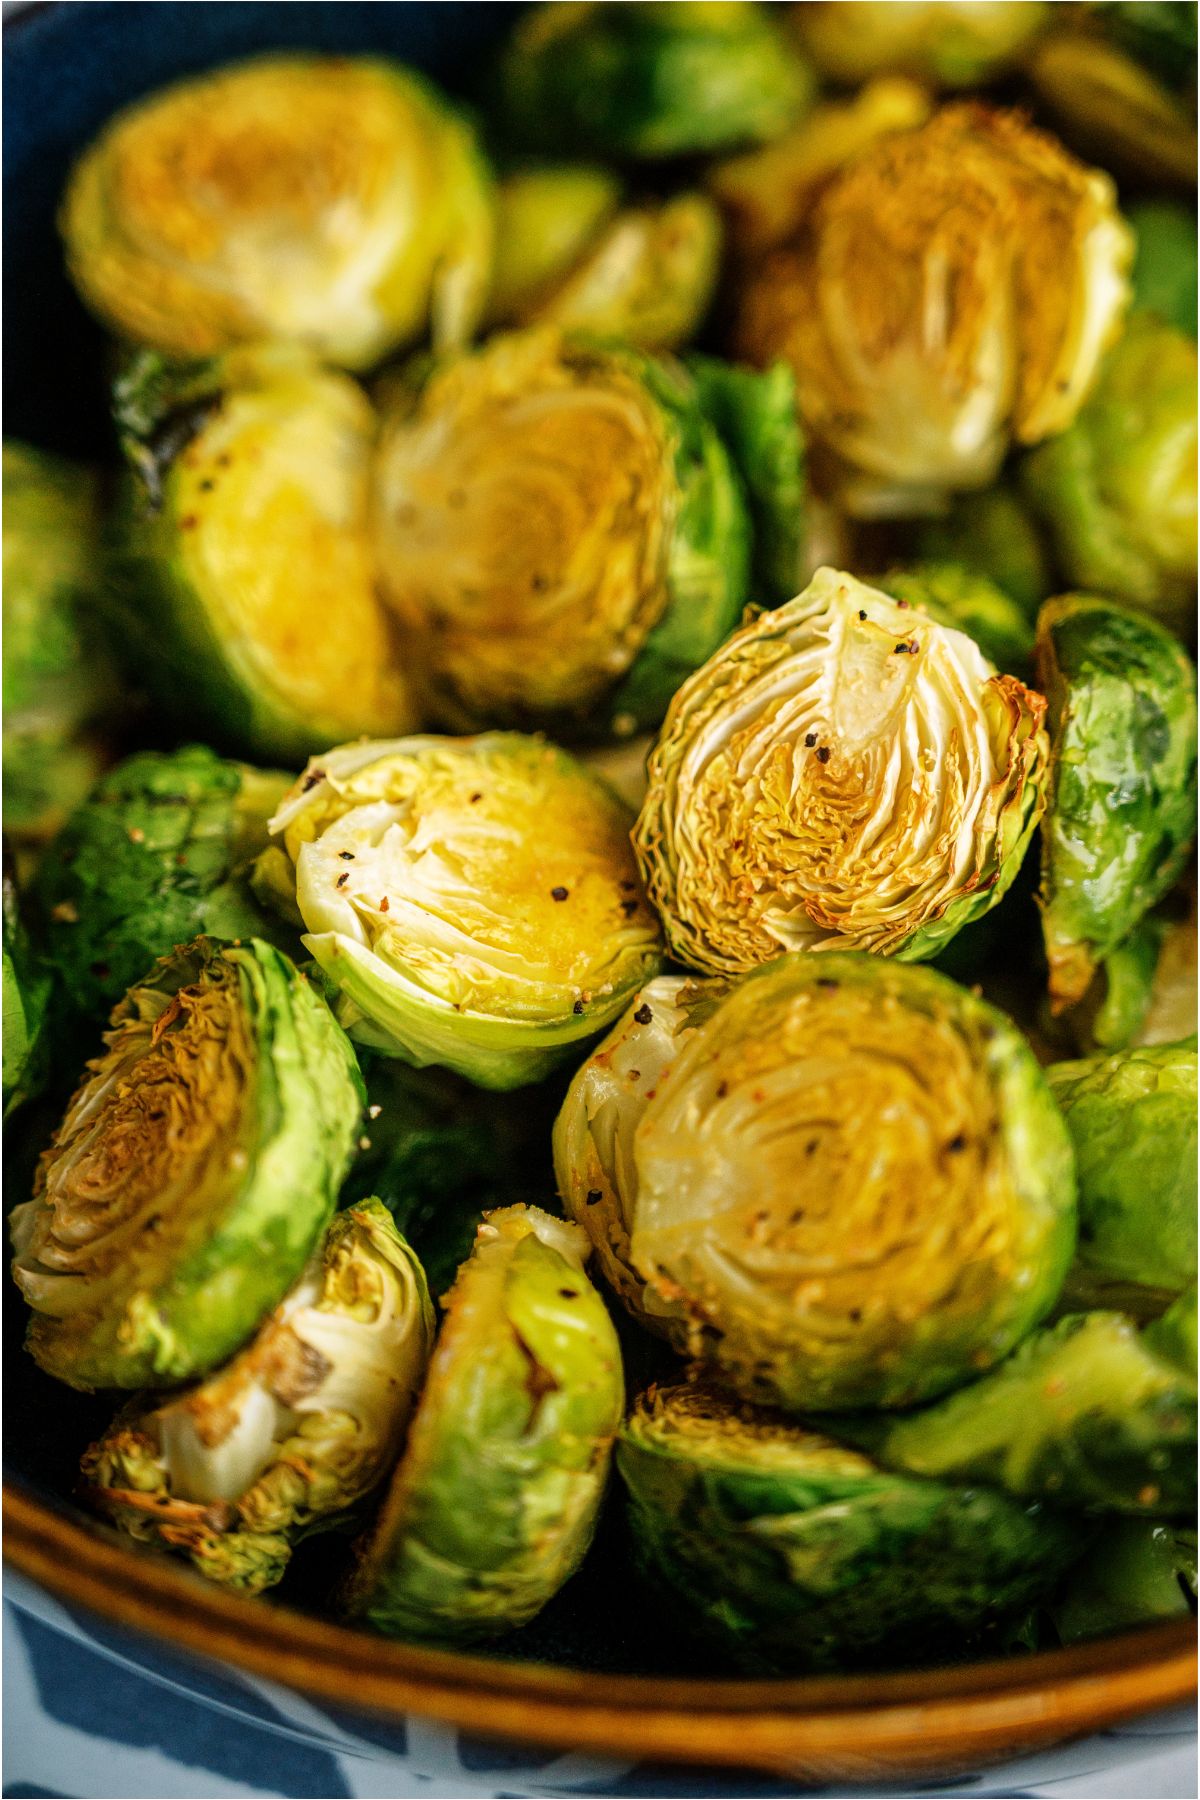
[
  {"x1": 1128, "y1": 199, "x2": 1198, "y2": 338},
  {"x1": 1052, "y1": 1519, "x2": 1197, "y2": 1644},
  {"x1": 1078, "y1": 914, "x2": 1168, "y2": 1054},
  {"x1": 868, "y1": 1311, "x2": 1197, "y2": 1516},
  {"x1": 496, "y1": 3, "x2": 813, "y2": 161},
  {"x1": 913, "y1": 484, "x2": 1052, "y2": 618},
  {"x1": 12, "y1": 937, "x2": 364, "y2": 1390},
  {"x1": 345, "y1": 1206, "x2": 624, "y2": 1643},
  {"x1": 33, "y1": 746, "x2": 294, "y2": 1025},
  {"x1": 686, "y1": 356, "x2": 806, "y2": 606},
  {"x1": 1036, "y1": 595, "x2": 1197, "y2": 1010},
  {"x1": 1144, "y1": 1285, "x2": 1198, "y2": 1378},
  {"x1": 617, "y1": 1384, "x2": 1086, "y2": 1673},
  {"x1": 1047, "y1": 1041, "x2": 1196, "y2": 1299},
  {"x1": 2, "y1": 871, "x2": 52, "y2": 1118}
]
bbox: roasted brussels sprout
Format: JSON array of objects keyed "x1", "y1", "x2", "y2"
[
  {"x1": 1036, "y1": 596, "x2": 1197, "y2": 1012},
  {"x1": 912, "y1": 484, "x2": 1053, "y2": 617},
  {"x1": 556, "y1": 954, "x2": 1076, "y2": 1412},
  {"x1": 108, "y1": 345, "x2": 417, "y2": 762},
  {"x1": 634, "y1": 569, "x2": 1048, "y2": 973},
  {"x1": 372, "y1": 329, "x2": 768, "y2": 738},
  {"x1": 9, "y1": 937, "x2": 363, "y2": 1391},
  {"x1": 496, "y1": 3, "x2": 813, "y2": 162},
  {"x1": 1048, "y1": 1042, "x2": 1197, "y2": 1310},
  {"x1": 60, "y1": 55, "x2": 493, "y2": 368},
  {"x1": 267, "y1": 735, "x2": 663, "y2": 1090},
  {"x1": 79, "y1": 1201, "x2": 434, "y2": 1594},
  {"x1": 882, "y1": 565, "x2": 1035, "y2": 677},
  {"x1": 789, "y1": 2, "x2": 1048, "y2": 87},
  {"x1": 1128, "y1": 200, "x2": 1197, "y2": 338},
  {"x1": 1053, "y1": 1520, "x2": 1197, "y2": 1643},
  {"x1": 1021, "y1": 320, "x2": 1198, "y2": 630},
  {"x1": 33, "y1": 746, "x2": 291, "y2": 1024},
  {"x1": 734, "y1": 105, "x2": 1132, "y2": 518},
  {"x1": 487, "y1": 168, "x2": 721, "y2": 352},
  {"x1": 3, "y1": 867, "x2": 52, "y2": 1120},
  {"x1": 344, "y1": 1205, "x2": 623, "y2": 1642},
  {"x1": 618, "y1": 1382, "x2": 1083, "y2": 1673},
  {"x1": 1027, "y1": 15, "x2": 1197, "y2": 189},
  {"x1": 3, "y1": 443, "x2": 115, "y2": 845},
  {"x1": 868, "y1": 1309, "x2": 1197, "y2": 1516}
]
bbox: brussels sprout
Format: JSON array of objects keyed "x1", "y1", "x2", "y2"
[
  {"x1": 1036, "y1": 596, "x2": 1197, "y2": 1011},
  {"x1": 882, "y1": 565, "x2": 1035, "y2": 677},
  {"x1": 556, "y1": 954, "x2": 1076, "y2": 1412},
  {"x1": 107, "y1": 345, "x2": 418, "y2": 763},
  {"x1": 1128, "y1": 200, "x2": 1197, "y2": 338},
  {"x1": 267, "y1": 735, "x2": 663, "y2": 1091},
  {"x1": 9, "y1": 937, "x2": 363, "y2": 1391},
  {"x1": 3, "y1": 866, "x2": 52, "y2": 1120},
  {"x1": 1026, "y1": 27, "x2": 1196, "y2": 189},
  {"x1": 869, "y1": 1310, "x2": 1196, "y2": 1515},
  {"x1": 487, "y1": 168, "x2": 722, "y2": 353},
  {"x1": 79, "y1": 1201, "x2": 433, "y2": 1594},
  {"x1": 343, "y1": 1205, "x2": 623, "y2": 1642},
  {"x1": 60, "y1": 55, "x2": 493, "y2": 369},
  {"x1": 1047, "y1": 1042, "x2": 1196, "y2": 1309},
  {"x1": 3, "y1": 443, "x2": 116, "y2": 845},
  {"x1": 912, "y1": 484, "x2": 1053, "y2": 617},
  {"x1": 1021, "y1": 320, "x2": 1198, "y2": 629},
  {"x1": 372, "y1": 329, "x2": 762, "y2": 738},
  {"x1": 634, "y1": 569, "x2": 1048, "y2": 973},
  {"x1": 1138, "y1": 895, "x2": 1199, "y2": 1049},
  {"x1": 734, "y1": 105, "x2": 1132, "y2": 518},
  {"x1": 617, "y1": 1382, "x2": 1084, "y2": 1673},
  {"x1": 1053, "y1": 1520, "x2": 1197, "y2": 1643},
  {"x1": 1065, "y1": 914, "x2": 1172, "y2": 1056},
  {"x1": 495, "y1": 3, "x2": 813, "y2": 162},
  {"x1": 1144, "y1": 1284, "x2": 1198, "y2": 1377},
  {"x1": 789, "y1": 2, "x2": 1048, "y2": 87},
  {"x1": 33, "y1": 746, "x2": 292, "y2": 1025}
]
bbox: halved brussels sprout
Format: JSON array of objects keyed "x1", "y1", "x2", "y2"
[
  {"x1": 789, "y1": 2, "x2": 1048, "y2": 87},
  {"x1": 487, "y1": 169, "x2": 722, "y2": 353},
  {"x1": 79, "y1": 1200, "x2": 434, "y2": 1594},
  {"x1": 882, "y1": 564, "x2": 1035, "y2": 677},
  {"x1": 267, "y1": 735, "x2": 664, "y2": 1090},
  {"x1": 912, "y1": 484, "x2": 1053, "y2": 617},
  {"x1": 634, "y1": 568, "x2": 1049, "y2": 973},
  {"x1": 618, "y1": 1382, "x2": 1083, "y2": 1673},
  {"x1": 343, "y1": 1205, "x2": 623, "y2": 1642},
  {"x1": 556, "y1": 954, "x2": 1076, "y2": 1411},
  {"x1": 495, "y1": 3, "x2": 813, "y2": 161},
  {"x1": 1027, "y1": 25, "x2": 1196, "y2": 189},
  {"x1": 108, "y1": 345, "x2": 417, "y2": 762},
  {"x1": 1053, "y1": 1520, "x2": 1197, "y2": 1644},
  {"x1": 3, "y1": 443, "x2": 116, "y2": 845},
  {"x1": 33, "y1": 745, "x2": 291, "y2": 1024},
  {"x1": 60, "y1": 55, "x2": 493, "y2": 368},
  {"x1": 1128, "y1": 200, "x2": 1197, "y2": 338},
  {"x1": 1048, "y1": 1041, "x2": 1197, "y2": 1309},
  {"x1": 1036, "y1": 596, "x2": 1197, "y2": 1012},
  {"x1": 868, "y1": 1309, "x2": 1197, "y2": 1516},
  {"x1": 734, "y1": 104, "x2": 1132, "y2": 518},
  {"x1": 3, "y1": 866, "x2": 52, "y2": 1120},
  {"x1": 372, "y1": 329, "x2": 760, "y2": 738},
  {"x1": 1021, "y1": 319, "x2": 1198, "y2": 630},
  {"x1": 9, "y1": 937, "x2": 363, "y2": 1391}
]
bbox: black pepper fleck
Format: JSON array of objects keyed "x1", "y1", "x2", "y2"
[
  {"x1": 551, "y1": 886, "x2": 569, "y2": 902},
  {"x1": 573, "y1": 998, "x2": 585, "y2": 1014},
  {"x1": 804, "y1": 732, "x2": 817, "y2": 747},
  {"x1": 336, "y1": 872, "x2": 349, "y2": 888},
  {"x1": 338, "y1": 850, "x2": 355, "y2": 860},
  {"x1": 633, "y1": 1003, "x2": 653, "y2": 1025},
  {"x1": 816, "y1": 746, "x2": 831, "y2": 764},
  {"x1": 302, "y1": 769, "x2": 325, "y2": 791},
  {"x1": 858, "y1": 610, "x2": 867, "y2": 621}
]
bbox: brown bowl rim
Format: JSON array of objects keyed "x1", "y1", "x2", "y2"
[{"x1": 5, "y1": 1478, "x2": 1196, "y2": 1779}]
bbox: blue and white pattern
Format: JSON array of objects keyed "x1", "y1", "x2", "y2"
[{"x1": 3, "y1": 1578, "x2": 1195, "y2": 1800}]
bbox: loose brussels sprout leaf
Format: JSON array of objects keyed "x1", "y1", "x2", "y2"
[
  {"x1": 60, "y1": 55, "x2": 493, "y2": 369},
  {"x1": 1048, "y1": 1041, "x2": 1196, "y2": 1306},
  {"x1": 912, "y1": 484, "x2": 1053, "y2": 617},
  {"x1": 1036, "y1": 596, "x2": 1197, "y2": 1011},
  {"x1": 1021, "y1": 320, "x2": 1198, "y2": 630},
  {"x1": 734, "y1": 104, "x2": 1132, "y2": 519},
  {"x1": 635, "y1": 568, "x2": 1048, "y2": 973},
  {"x1": 343, "y1": 1205, "x2": 624, "y2": 1642},
  {"x1": 558, "y1": 954, "x2": 1076, "y2": 1412},
  {"x1": 1026, "y1": 30, "x2": 1196, "y2": 189},
  {"x1": 870, "y1": 1311, "x2": 1197, "y2": 1515},
  {"x1": 107, "y1": 345, "x2": 418, "y2": 762},
  {"x1": 488, "y1": 171, "x2": 722, "y2": 353},
  {"x1": 789, "y1": 2, "x2": 1048, "y2": 87},
  {"x1": 618, "y1": 1382, "x2": 1083, "y2": 1673},
  {"x1": 1128, "y1": 200, "x2": 1198, "y2": 338},
  {"x1": 882, "y1": 564, "x2": 1035, "y2": 677},
  {"x1": 495, "y1": 3, "x2": 814, "y2": 161},
  {"x1": 686, "y1": 357, "x2": 806, "y2": 605},
  {"x1": 2, "y1": 867, "x2": 53, "y2": 1120},
  {"x1": 9, "y1": 937, "x2": 363, "y2": 1391},
  {"x1": 79, "y1": 1201, "x2": 434, "y2": 1594},
  {"x1": 372, "y1": 329, "x2": 751, "y2": 739},
  {"x1": 3, "y1": 443, "x2": 116, "y2": 844},
  {"x1": 1053, "y1": 1520, "x2": 1197, "y2": 1644},
  {"x1": 268, "y1": 735, "x2": 664, "y2": 1091},
  {"x1": 33, "y1": 745, "x2": 292, "y2": 1025}
]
